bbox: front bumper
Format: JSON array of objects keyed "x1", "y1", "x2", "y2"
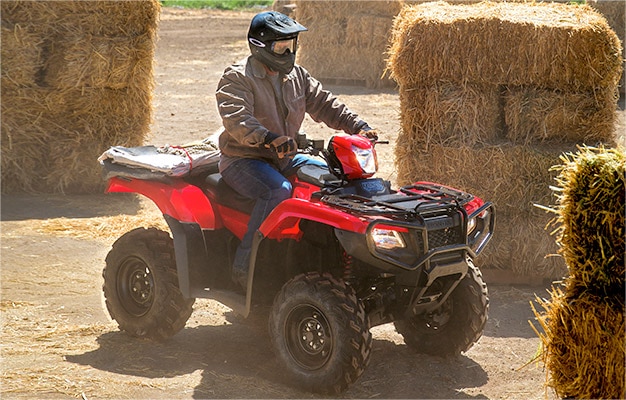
[
  {"x1": 335, "y1": 202, "x2": 494, "y2": 273},
  {"x1": 335, "y1": 203, "x2": 494, "y2": 318}
]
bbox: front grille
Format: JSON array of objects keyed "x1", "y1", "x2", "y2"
[{"x1": 428, "y1": 227, "x2": 462, "y2": 248}]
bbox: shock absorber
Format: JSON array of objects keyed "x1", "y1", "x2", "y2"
[{"x1": 342, "y1": 250, "x2": 354, "y2": 282}]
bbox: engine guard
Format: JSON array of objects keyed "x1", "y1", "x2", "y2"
[{"x1": 407, "y1": 258, "x2": 468, "y2": 316}]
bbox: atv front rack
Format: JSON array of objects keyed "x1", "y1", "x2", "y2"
[{"x1": 320, "y1": 183, "x2": 474, "y2": 221}]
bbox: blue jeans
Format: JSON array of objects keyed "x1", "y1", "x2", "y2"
[{"x1": 220, "y1": 154, "x2": 326, "y2": 274}]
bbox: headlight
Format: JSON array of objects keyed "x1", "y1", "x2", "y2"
[
  {"x1": 352, "y1": 145, "x2": 377, "y2": 175},
  {"x1": 467, "y1": 217, "x2": 477, "y2": 234},
  {"x1": 370, "y1": 226, "x2": 406, "y2": 250},
  {"x1": 468, "y1": 209, "x2": 489, "y2": 234}
]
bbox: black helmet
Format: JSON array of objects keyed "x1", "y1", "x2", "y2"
[{"x1": 248, "y1": 11, "x2": 307, "y2": 74}]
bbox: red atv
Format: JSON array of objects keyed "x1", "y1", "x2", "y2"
[{"x1": 100, "y1": 133, "x2": 494, "y2": 394}]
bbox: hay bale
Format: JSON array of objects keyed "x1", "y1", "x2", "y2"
[
  {"x1": 389, "y1": 1, "x2": 622, "y2": 279},
  {"x1": 477, "y1": 213, "x2": 566, "y2": 277},
  {"x1": 395, "y1": 142, "x2": 577, "y2": 216},
  {"x1": 394, "y1": 141, "x2": 586, "y2": 277},
  {"x1": 44, "y1": 34, "x2": 155, "y2": 90},
  {"x1": 272, "y1": 0, "x2": 296, "y2": 17},
  {"x1": 504, "y1": 86, "x2": 618, "y2": 145},
  {"x1": 296, "y1": 0, "x2": 402, "y2": 88},
  {"x1": 532, "y1": 288, "x2": 625, "y2": 400},
  {"x1": 588, "y1": 0, "x2": 625, "y2": 94},
  {"x1": 398, "y1": 83, "x2": 503, "y2": 148},
  {"x1": 531, "y1": 146, "x2": 625, "y2": 398},
  {"x1": 397, "y1": 83, "x2": 619, "y2": 150},
  {"x1": 550, "y1": 146, "x2": 625, "y2": 298},
  {"x1": 0, "y1": 0, "x2": 160, "y2": 194},
  {"x1": 1, "y1": 86, "x2": 151, "y2": 193},
  {"x1": 1, "y1": 0, "x2": 160, "y2": 37},
  {"x1": 1, "y1": 88, "x2": 62, "y2": 192},
  {"x1": 1, "y1": 25, "x2": 43, "y2": 88},
  {"x1": 387, "y1": 1, "x2": 623, "y2": 91},
  {"x1": 390, "y1": 1, "x2": 620, "y2": 169}
]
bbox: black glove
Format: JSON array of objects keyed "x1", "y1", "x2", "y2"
[{"x1": 264, "y1": 132, "x2": 296, "y2": 159}]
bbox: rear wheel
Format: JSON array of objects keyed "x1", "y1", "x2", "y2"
[
  {"x1": 269, "y1": 272, "x2": 372, "y2": 394},
  {"x1": 103, "y1": 227, "x2": 194, "y2": 341},
  {"x1": 395, "y1": 259, "x2": 488, "y2": 356}
]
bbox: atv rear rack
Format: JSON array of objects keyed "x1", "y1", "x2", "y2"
[{"x1": 321, "y1": 183, "x2": 474, "y2": 220}]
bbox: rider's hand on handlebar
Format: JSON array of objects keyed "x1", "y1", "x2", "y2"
[
  {"x1": 358, "y1": 127, "x2": 380, "y2": 141},
  {"x1": 264, "y1": 133, "x2": 296, "y2": 159}
]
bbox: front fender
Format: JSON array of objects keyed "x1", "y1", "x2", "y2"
[
  {"x1": 106, "y1": 177, "x2": 220, "y2": 229},
  {"x1": 259, "y1": 198, "x2": 369, "y2": 240}
]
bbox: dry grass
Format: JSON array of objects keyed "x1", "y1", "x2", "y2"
[
  {"x1": 504, "y1": 86, "x2": 618, "y2": 145},
  {"x1": 476, "y1": 213, "x2": 566, "y2": 277},
  {"x1": 388, "y1": 1, "x2": 622, "y2": 278},
  {"x1": 589, "y1": 0, "x2": 625, "y2": 93},
  {"x1": 397, "y1": 83, "x2": 503, "y2": 148},
  {"x1": 550, "y1": 146, "x2": 625, "y2": 298},
  {"x1": 531, "y1": 288, "x2": 625, "y2": 399},
  {"x1": 44, "y1": 34, "x2": 156, "y2": 90},
  {"x1": 395, "y1": 142, "x2": 576, "y2": 216},
  {"x1": 296, "y1": 0, "x2": 403, "y2": 88},
  {"x1": 1, "y1": 0, "x2": 160, "y2": 194},
  {"x1": 38, "y1": 208, "x2": 168, "y2": 241},
  {"x1": 0, "y1": 299, "x2": 116, "y2": 396},
  {"x1": 530, "y1": 146, "x2": 625, "y2": 398},
  {"x1": 0, "y1": 25, "x2": 43, "y2": 88},
  {"x1": 387, "y1": 1, "x2": 622, "y2": 91}
]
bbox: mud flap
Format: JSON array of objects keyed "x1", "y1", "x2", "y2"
[
  {"x1": 202, "y1": 231, "x2": 263, "y2": 318},
  {"x1": 164, "y1": 214, "x2": 212, "y2": 298}
]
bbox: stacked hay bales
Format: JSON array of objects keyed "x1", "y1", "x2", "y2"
[
  {"x1": 1, "y1": 0, "x2": 160, "y2": 193},
  {"x1": 294, "y1": 0, "x2": 577, "y2": 89},
  {"x1": 589, "y1": 0, "x2": 625, "y2": 94},
  {"x1": 532, "y1": 146, "x2": 625, "y2": 399},
  {"x1": 387, "y1": 1, "x2": 622, "y2": 279},
  {"x1": 295, "y1": 0, "x2": 404, "y2": 88}
]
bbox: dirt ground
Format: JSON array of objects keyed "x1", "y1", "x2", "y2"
[{"x1": 2, "y1": 7, "x2": 624, "y2": 399}]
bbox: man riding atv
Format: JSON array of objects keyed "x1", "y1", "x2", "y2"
[
  {"x1": 98, "y1": 9, "x2": 494, "y2": 396},
  {"x1": 215, "y1": 11, "x2": 380, "y2": 289}
]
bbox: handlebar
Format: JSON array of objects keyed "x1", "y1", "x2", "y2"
[{"x1": 295, "y1": 132, "x2": 387, "y2": 151}]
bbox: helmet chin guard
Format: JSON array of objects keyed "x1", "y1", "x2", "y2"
[
  {"x1": 247, "y1": 11, "x2": 307, "y2": 74},
  {"x1": 249, "y1": 44, "x2": 297, "y2": 74}
]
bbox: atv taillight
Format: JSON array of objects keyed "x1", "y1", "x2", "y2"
[{"x1": 330, "y1": 134, "x2": 377, "y2": 180}]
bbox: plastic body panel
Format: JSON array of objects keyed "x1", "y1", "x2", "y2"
[{"x1": 107, "y1": 177, "x2": 220, "y2": 229}]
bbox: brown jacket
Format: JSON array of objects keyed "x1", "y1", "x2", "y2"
[{"x1": 216, "y1": 56, "x2": 367, "y2": 171}]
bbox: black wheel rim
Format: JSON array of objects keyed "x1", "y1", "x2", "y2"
[
  {"x1": 117, "y1": 257, "x2": 155, "y2": 317},
  {"x1": 284, "y1": 304, "x2": 333, "y2": 370},
  {"x1": 417, "y1": 297, "x2": 453, "y2": 331}
]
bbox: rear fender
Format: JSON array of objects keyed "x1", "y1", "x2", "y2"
[
  {"x1": 106, "y1": 177, "x2": 220, "y2": 229},
  {"x1": 259, "y1": 198, "x2": 369, "y2": 240}
]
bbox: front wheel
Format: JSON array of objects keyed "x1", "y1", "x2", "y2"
[
  {"x1": 103, "y1": 227, "x2": 194, "y2": 341},
  {"x1": 394, "y1": 259, "x2": 488, "y2": 357},
  {"x1": 269, "y1": 272, "x2": 372, "y2": 394}
]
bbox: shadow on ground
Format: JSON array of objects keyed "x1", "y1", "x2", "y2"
[
  {"x1": 1, "y1": 193, "x2": 142, "y2": 221},
  {"x1": 66, "y1": 308, "x2": 489, "y2": 399}
]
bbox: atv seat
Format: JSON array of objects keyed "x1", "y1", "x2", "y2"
[{"x1": 204, "y1": 173, "x2": 256, "y2": 215}]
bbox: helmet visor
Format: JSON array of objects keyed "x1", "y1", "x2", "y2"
[{"x1": 271, "y1": 38, "x2": 297, "y2": 55}]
